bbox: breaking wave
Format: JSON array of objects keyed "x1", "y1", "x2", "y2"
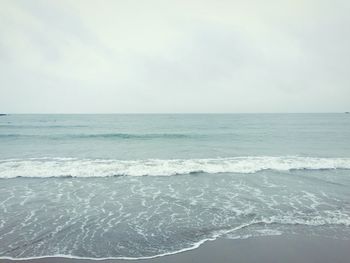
[{"x1": 1, "y1": 156, "x2": 350, "y2": 178}]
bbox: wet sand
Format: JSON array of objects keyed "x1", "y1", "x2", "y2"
[{"x1": 2, "y1": 234, "x2": 350, "y2": 263}]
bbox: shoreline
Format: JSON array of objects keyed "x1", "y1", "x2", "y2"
[{"x1": 2, "y1": 234, "x2": 350, "y2": 263}]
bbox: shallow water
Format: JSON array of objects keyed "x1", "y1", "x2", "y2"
[{"x1": 0, "y1": 114, "x2": 350, "y2": 259}]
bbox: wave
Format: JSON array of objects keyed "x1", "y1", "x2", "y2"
[
  {"x1": 77, "y1": 133, "x2": 190, "y2": 139},
  {"x1": 0, "y1": 156, "x2": 350, "y2": 178},
  {"x1": 0, "y1": 125, "x2": 88, "y2": 128},
  {"x1": 0, "y1": 216, "x2": 348, "y2": 261},
  {"x1": 0, "y1": 133, "x2": 193, "y2": 140}
]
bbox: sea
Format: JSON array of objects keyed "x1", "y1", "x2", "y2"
[{"x1": 0, "y1": 114, "x2": 350, "y2": 260}]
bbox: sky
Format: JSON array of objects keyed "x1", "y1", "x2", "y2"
[{"x1": 0, "y1": 0, "x2": 349, "y2": 113}]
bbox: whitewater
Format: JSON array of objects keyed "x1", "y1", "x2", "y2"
[{"x1": 1, "y1": 156, "x2": 350, "y2": 178}]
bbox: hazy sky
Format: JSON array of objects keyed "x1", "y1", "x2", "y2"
[{"x1": 0, "y1": 0, "x2": 349, "y2": 113}]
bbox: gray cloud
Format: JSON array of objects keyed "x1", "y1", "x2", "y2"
[{"x1": 0, "y1": 0, "x2": 349, "y2": 113}]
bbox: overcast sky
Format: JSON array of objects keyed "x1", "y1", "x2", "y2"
[{"x1": 0, "y1": 0, "x2": 349, "y2": 113}]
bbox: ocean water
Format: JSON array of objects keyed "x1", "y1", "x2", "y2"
[{"x1": 0, "y1": 114, "x2": 350, "y2": 259}]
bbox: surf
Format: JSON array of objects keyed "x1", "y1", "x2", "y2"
[{"x1": 1, "y1": 156, "x2": 350, "y2": 178}]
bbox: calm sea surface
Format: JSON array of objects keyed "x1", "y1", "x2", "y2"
[{"x1": 0, "y1": 114, "x2": 350, "y2": 259}]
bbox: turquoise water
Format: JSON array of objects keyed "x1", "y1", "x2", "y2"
[{"x1": 0, "y1": 114, "x2": 350, "y2": 259}]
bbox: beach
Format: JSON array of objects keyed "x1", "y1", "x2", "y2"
[
  {"x1": 2, "y1": 0, "x2": 350, "y2": 261},
  {"x1": 1, "y1": 114, "x2": 350, "y2": 261},
  {"x1": 2, "y1": 235, "x2": 350, "y2": 263}
]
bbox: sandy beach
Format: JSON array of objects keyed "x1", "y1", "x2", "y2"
[{"x1": 2, "y1": 234, "x2": 350, "y2": 263}]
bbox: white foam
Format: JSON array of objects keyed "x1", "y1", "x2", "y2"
[
  {"x1": 0, "y1": 156, "x2": 350, "y2": 178},
  {"x1": 1, "y1": 215, "x2": 348, "y2": 261},
  {"x1": 0, "y1": 222, "x2": 254, "y2": 261}
]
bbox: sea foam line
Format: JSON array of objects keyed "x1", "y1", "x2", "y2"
[
  {"x1": 0, "y1": 222, "x2": 255, "y2": 261},
  {"x1": 0, "y1": 217, "x2": 348, "y2": 261},
  {"x1": 0, "y1": 156, "x2": 350, "y2": 178}
]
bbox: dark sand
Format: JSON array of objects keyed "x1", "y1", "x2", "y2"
[{"x1": 2, "y1": 235, "x2": 350, "y2": 263}]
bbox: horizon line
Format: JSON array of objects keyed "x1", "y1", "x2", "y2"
[{"x1": 1, "y1": 112, "x2": 348, "y2": 115}]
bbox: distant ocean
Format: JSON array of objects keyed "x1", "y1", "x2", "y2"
[{"x1": 1, "y1": 114, "x2": 350, "y2": 260}]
